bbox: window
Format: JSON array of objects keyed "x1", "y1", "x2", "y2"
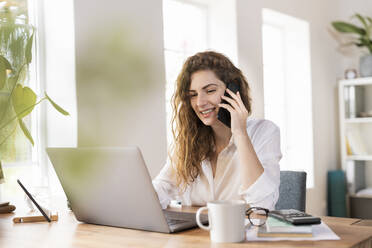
[
  {"x1": 0, "y1": 0, "x2": 77, "y2": 200},
  {"x1": 162, "y1": 0, "x2": 208, "y2": 145},
  {"x1": 262, "y1": 9, "x2": 314, "y2": 187},
  {"x1": 0, "y1": 0, "x2": 37, "y2": 199}
]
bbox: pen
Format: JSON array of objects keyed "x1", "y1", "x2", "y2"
[{"x1": 17, "y1": 179, "x2": 51, "y2": 222}]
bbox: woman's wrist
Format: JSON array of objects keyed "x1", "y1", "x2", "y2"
[
  {"x1": 233, "y1": 128, "x2": 248, "y2": 138},
  {"x1": 233, "y1": 130, "x2": 250, "y2": 144}
]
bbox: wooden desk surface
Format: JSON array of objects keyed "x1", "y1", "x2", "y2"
[{"x1": 0, "y1": 206, "x2": 371, "y2": 248}]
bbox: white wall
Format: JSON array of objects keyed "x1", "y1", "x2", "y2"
[
  {"x1": 236, "y1": 0, "x2": 341, "y2": 216},
  {"x1": 74, "y1": 0, "x2": 167, "y2": 178},
  {"x1": 207, "y1": 0, "x2": 238, "y2": 65}
]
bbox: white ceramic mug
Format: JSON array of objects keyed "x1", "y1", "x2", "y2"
[{"x1": 196, "y1": 200, "x2": 246, "y2": 243}]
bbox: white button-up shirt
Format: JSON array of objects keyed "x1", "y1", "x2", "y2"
[{"x1": 153, "y1": 118, "x2": 282, "y2": 210}]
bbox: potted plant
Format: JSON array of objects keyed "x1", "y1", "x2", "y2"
[
  {"x1": 331, "y1": 13, "x2": 372, "y2": 77},
  {"x1": 0, "y1": 3, "x2": 68, "y2": 185}
]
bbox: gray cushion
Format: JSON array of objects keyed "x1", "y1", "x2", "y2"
[{"x1": 275, "y1": 171, "x2": 307, "y2": 211}]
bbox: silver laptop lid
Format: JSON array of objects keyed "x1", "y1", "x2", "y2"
[{"x1": 46, "y1": 147, "x2": 170, "y2": 233}]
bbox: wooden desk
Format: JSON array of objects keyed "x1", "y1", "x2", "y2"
[{"x1": 0, "y1": 206, "x2": 371, "y2": 248}]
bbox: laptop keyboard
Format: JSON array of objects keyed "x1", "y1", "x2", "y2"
[
  {"x1": 163, "y1": 210, "x2": 208, "y2": 232},
  {"x1": 166, "y1": 219, "x2": 188, "y2": 226}
]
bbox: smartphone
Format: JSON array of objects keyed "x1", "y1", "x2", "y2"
[{"x1": 217, "y1": 82, "x2": 240, "y2": 128}]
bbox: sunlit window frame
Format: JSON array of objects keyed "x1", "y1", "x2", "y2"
[
  {"x1": 163, "y1": 0, "x2": 209, "y2": 146},
  {"x1": 262, "y1": 8, "x2": 314, "y2": 188}
]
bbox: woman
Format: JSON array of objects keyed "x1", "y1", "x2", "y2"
[{"x1": 153, "y1": 51, "x2": 281, "y2": 210}]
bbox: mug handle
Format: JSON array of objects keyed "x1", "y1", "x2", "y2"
[{"x1": 196, "y1": 206, "x2": 210, "y2": 231}]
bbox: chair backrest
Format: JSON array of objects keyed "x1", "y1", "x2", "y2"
[{"x1": 275, "y1": 171, "x2": 307, "y2": 211}]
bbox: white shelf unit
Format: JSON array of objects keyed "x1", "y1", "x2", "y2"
[
  {"x1": 345, "y1": 117, "x2": 372, "y2": 123},
  {"x1": 346, "y1": 155, "x2": 372, "y2": 161},
  {"x1": 339, "y1": 77, "x2": 372, "y2": 195}
]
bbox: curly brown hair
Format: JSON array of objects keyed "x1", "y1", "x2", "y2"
[{"x1": 170, "y1": 51, "x2": 252, "y2": 190}]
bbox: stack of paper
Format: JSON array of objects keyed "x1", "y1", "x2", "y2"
[
  {"x1": 246, "y1": 218, "x2": 340, "y2": 241},
  {"x1": 257, "y1": 217, "x2": 312, "y2": 237}
]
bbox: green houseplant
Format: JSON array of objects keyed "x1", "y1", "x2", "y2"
[
  {"x1": 331, "y1": 13, "x2": 372, "y2": 77},
  {"x1": 0, "y1": 3, "x2": 69, "y2": 183}
]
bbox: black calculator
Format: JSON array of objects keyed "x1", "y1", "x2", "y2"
[{"x1": 268, "y1": 209, "x2": 321, "y2": 225}]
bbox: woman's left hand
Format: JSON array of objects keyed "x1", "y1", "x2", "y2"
[{"x1": 218, "y1": 88, "x2": 248, "y2": 137}]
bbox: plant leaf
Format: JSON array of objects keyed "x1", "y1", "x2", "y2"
[
  {"x1": 25, "y1": 32, "x2": 34, "y2": 64},
  {"x1": 332, "y1": 21, "x2": 366, "y2": 35},
  {"x1": 16, "y1": 64, "x2": 28, "y2": 87},
  {"x1": 11, "y1": 84, "x2": 37, "y2": 119},
  {"x1": 0, "y1": 55, "x2": 12, "y2": 70},
  {"x1": 18, "y1": 118, "x2": 34, "y2": 146},
  {"x1": 0, "y1": 60, "x2": 5, "y2": 90},
  {"x1": 0, "y1": 55, "x2": 12, "y2": 89},
  {"x1": 367, "y1": 17, "x2": 372, "y2": 25},
  {"x1": 0, "y1": 54, "x2": 12, "y2": 90},
  {"x1": 353, "y1": 14, "x2": 368, "y2": 29},
  {"x1": 45, "y1": 92, "x2": 70, "y2": 116},
  {"x1": 357, "y1": 37, "x2": 372, "y2": 49},
  {"x1": 353, "y1": 14, "x2": 371, "y2": 39},
  {"x1": 0, "y1": 161, "x2": 4, "y2": 183}
]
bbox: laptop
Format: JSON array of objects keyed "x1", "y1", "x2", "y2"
[{"x1": 46, "y1": 147, "x2": 207, "y2": 233}]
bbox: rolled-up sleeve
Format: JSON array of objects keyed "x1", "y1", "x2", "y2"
[
  {"x1": 152, "y1": 159, "x2": 179, "y2": 209},
  {"x1": 238, "y1": 120, "x2": 282, "y2": 210}
]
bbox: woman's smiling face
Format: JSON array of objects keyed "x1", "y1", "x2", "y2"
[{"x1": 188, "y1": 70, "x2": 226, "y2": 126}]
